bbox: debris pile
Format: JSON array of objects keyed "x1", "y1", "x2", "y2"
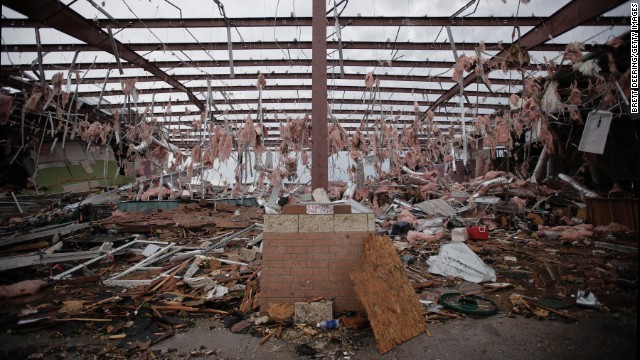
[{"x1": 0, "y1": 162, "x2": 637, "y2": 358}]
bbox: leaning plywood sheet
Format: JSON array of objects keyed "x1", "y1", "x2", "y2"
[{"x1": 350, "y1": 234, "x2": 426, "y2": 354}]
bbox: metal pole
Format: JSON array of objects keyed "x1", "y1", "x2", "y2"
[{"x1": 311, "y1": 0, "x2": 328, "y2": 191}]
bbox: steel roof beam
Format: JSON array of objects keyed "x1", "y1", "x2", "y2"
[
  {"x1": 0, "y1": 59, "x2": 554, "y2": 73},
  {"x1": 73, "y1": 84, "x2": 514, "y2": 99},
  {"x1": 99, "y1": 96, "x2": 506, "y2": 110},
  {"x1": 156, "y1": 117, "x2": 472, "y2": 127},
  {"x1": 2, "y1": 41, "x2": 603, "y2": 53},
  {"x1": 73, "y1": 72, "x2": 534, "y2": 87},
  {"x1": 3, "y1": 0, "x2": 206, "y2": 111},
  {"x1": 2, "y1": 16, "x2": 627, "y2": 28},
  {"x1": 145, "y1": 107, "x2": 498, "y2": 118}
]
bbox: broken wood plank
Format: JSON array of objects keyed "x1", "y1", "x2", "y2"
[
  {"x1": 148, "y1": 259, "x2": 191, "y2": 292},
  {"x1": 54, "y1": 318, "x2": 112, "y2": 322},
  {"x1": 0, "y1": 241, "x2": 49, "y2": 254},
  {"x1": 522, "y1": 298, "x2": 577, "y2": 321},
  {"x1": 259, "y1": 329, "x2": 276, "y2": 346},
  {"x1": 350, "y1": 234, "x2": 426, "y2": 354},
  {"x1": 152, "y1": 305, "x2": 227, "y2": 315}
]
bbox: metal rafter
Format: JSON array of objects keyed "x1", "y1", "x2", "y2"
[
  {"x1": 2, "y1": 41, "x2": 604, "y2": 53},
  {"x1": 2, "y1": 0, "x2": 206, "y2": 111},
  {"x1": 0, "y1": 59, "x2": 556, "y2": 73},
  {"x1": 98, "y1": 97, "x2": 506, "y2": 110},
  {"x1": 2, "y1": 16, "x2": 627, "y2": 28},
  {"x1": 142, "y1": 108, "x2": 489, "y2": 119},
  {"x1": 75, "y1": 84, "x2": 514, "y2": 99},
  {"x1": 71, "y1": 72, "x2": 534, "y2": 87}
]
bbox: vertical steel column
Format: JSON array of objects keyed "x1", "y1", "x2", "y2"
[{"x1": 311, "y1": 0, "x2": 328, "y2": 191}]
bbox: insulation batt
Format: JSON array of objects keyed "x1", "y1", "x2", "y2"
[
  {"x1": 0, "y1": 94, "x2": 13, "y2": 125},
  {"x1": 354, "y1": 188, "x2": 369, "y2": 201},
  {"x1": 494, "y1": 117, "x2": 511, "y2": 145},
  {"x1": 330, "y1": 186, "x2": 343, "y2": 199},
  {"x1": 558, "y1": 228, "x2": 593, "y2": 240},
  {"x1": 191, "y1": 144, "x2": 201, "y2": 163},
  {"x1": 509, "y1": 94, "x2": 522, "y2": 110},
  {"x1": 219, "y1": 134, "x2": 233, "y2": 162},
  {"x1": 513, "y1": 119, "x2": 523, "y2": 137},
  {"x1": 0, "y1": 280, "x2": 48, "y2": 299},
  {"x1": 373, "y1": 196, "x2": 381, "y2": 215},
  {"x1": 523, "y1": 77, "x2": 542, "y2": 99},
  {"x1": 483, "y1": 170, "x2": 507, "y2": 180},
  {"x1": 407, "y1": 230, "x2": 442, "y2": 243},
  {"x1": 564, "y1": 42, "x2": 584, "y2": 63},
  {"x1": 268, "y1": 167, "x2": 288, "y2": 189},
  {"x1": 609, "y1": 52, "x2": 620, "y2": 76},
  {"x1": 51, "y1": 72, "x2": 64, "y2": 95},
  {"x1": 397, "y1": 209, "x2": 418, "y2": 225},
  {"x1": 24, "y1": 88, "x2": 44, "y2": 112},
  {"x1": 512, "y1": 179, "x2": 528, "y2": 188},
  {"x1": 257, "y1": 73, "x2": 267, "y2": 88},
  {"x1": 568, "y1": 83, "x2": 582, "y2": 105},
  {"x1": 364, "y1": 72, "x2": 375, "y2": 89},
  {"x1": 140, "y1": 186, "x2": 174, "y2": 201},
  {"x1": 419, "y1": 182, "x2": 440, "y2": 199},
  {"x1": 510, "y1": 196, "x2": 527, "y2": 210},
  {"x1": 594, "y1": 223, "x2": 631, "y2": 233},
  {"x1": 573, "y1": 59, "x2": 601, "y2": 77},
  {"x1": 452, "y1": 55, "x2": 475, "y2": 82},
  {"x1": 541, "y1": 81, "x2": 562, "y2": 114},
  {"x1": 137, "y1": 123, "x2": 153, "y2": 144}
]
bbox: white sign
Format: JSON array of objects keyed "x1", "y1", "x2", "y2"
[{"x1": 306, "y1": 204, "x2": 334, "y2": 215}]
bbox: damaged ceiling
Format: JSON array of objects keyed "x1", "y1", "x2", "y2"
[{"x1": 0, "y1": 0, "x2": 632, "y2": 150}]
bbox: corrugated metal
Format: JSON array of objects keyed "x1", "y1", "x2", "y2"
[{"x1": 586, "y1": 198, "x2": 639, "y2": 231}]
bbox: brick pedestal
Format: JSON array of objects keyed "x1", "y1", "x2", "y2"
[{"x1": 260, "y1": 212, "x2": 375, "y2": 313}]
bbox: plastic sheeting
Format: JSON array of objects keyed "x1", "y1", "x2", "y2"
[{"x1": 426, "y1": 242, "x2": 496, "y2": 283}]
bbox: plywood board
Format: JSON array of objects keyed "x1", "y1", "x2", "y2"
[{"x1": 350, "y1": 234, "x2": 426, "y2": 354}]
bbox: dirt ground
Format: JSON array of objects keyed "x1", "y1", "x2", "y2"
[{"x1": 1, "y1": 307, "x2": 636, "y2": 359}]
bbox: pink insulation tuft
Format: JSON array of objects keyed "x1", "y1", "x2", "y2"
[{"x1": 0, "y1": 280, "x2": 48, "y2": 299}]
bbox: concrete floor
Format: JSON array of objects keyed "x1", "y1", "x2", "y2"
[
  {"x1": 0, "y1": 308, "x2": 635, "y2": 359},
  {"x1": 148, "y1": 309, "x2": 637, "y2": 360}
]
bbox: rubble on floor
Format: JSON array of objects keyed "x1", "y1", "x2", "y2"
[{"x1": 0, "y1": 167, "x2": 637, "y2": 359}]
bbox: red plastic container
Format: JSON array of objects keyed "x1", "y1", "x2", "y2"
[{"x1": 467, "y1": 226, "x2": 489, "y2": 240}]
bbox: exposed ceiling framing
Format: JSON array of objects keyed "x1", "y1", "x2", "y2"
[{"x1": 0, "y1": 0, "x2": 631, "y2": 151}]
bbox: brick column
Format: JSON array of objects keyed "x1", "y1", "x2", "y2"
[{"x1": 260, "y1": 212, "x2": 375, "y2": 313}]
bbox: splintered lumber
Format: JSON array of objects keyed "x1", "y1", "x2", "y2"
[
  {"x1": 152, "y1": 305, "x2": 227, "y2": 314},
  {"x1": 54, "y1": 318, "x2": 112, "y2": 322},
  {"x1": 148, "y1": 259, "x2": 191, "y2": 292},
  {"x1": 350, "y1": 234, "x2": 427, "y2": 354},
  {"x1": 259, "y1": 329, "x2": 276, "y2": 346}
]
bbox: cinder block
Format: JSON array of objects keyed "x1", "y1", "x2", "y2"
[
  {"x1": 334, "y1": 214, "x2": 368, "y2": 232},
  {"x1": 367, "y1": 214, "x2": 376, "y2": 232},
  {"x1": 298, "y1": 215, "x2": 333, "y2": 233},
  {"x1": 294, "y1": 301, "x2": 333, "y2": 324},
  {"x1": 264, "y1": 214, "x2": 299, "y2": 233}
]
